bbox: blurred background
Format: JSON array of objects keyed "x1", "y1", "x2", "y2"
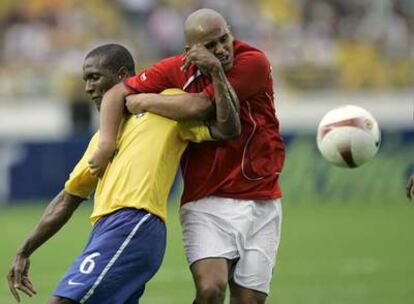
[{"x1": 1, "y1": 0, "x2": 413, "y2": 303}]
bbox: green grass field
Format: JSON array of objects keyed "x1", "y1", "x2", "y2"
[{"x1": 1, "y1": 199, "x2": 414, "y2": 304}]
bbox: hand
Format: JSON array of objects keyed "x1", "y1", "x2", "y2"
[
  {"x1": 183, "y1": 44, "x2": 222, "y2": 75},
  {"x1": 88, "y1": 146, "x2": 114, "y2": 178},
  {"x1": 126, "y1": 94, "x2": 152, "y2": 114},
  {"x1": 406, "y1": 174, "x2": 414, "y2": 200},
  {"x1": 7, "y1": 254, "x2": 37, "y2": 302}
]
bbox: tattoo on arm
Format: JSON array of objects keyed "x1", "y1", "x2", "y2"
[{"x1": 209, "y1": 69, "x2": 240, "y2": 139}]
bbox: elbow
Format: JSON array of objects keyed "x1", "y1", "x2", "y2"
[
  {"x1": 227, "y1": 115, "x2": 242, "y2": 139},
  {"x1": 226, "y1": 121, "x2": 242, "y2": 139},
  {"x1": 234, "y1": 121, "x2": 242, "y2": 138},
  {"x1": 213, "y1": 119, "x2": 242, "y2": 140}
]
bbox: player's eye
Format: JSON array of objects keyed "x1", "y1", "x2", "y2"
[
  {"x1": 91, "y1": 74, "x2": 101, "y2": 81},
  {"x1": 204, "y1": 42, "x2": 216, "y2": 50},
  {"x1": 219, "y1": 34, "x2": 228, "y2": 43}
]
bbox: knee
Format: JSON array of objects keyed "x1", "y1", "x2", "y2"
[
  {"x1": 229, "y1": 290, "x2": 267, "y2": 304},
  {"x1": 197, "y1": 280, "x2": 227, "y2": 302}
]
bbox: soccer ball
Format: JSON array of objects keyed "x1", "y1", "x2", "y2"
[{"x1": 316, "y1": 105, "x2": 381, "y2": 168}]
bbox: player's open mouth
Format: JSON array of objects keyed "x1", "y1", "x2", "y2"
[
  {"x1": 218, "y1": 55, "x2": 228, "y2": 61},
  {"x1": 219, "y1": 56, "x2": 232, "y2": 65}
]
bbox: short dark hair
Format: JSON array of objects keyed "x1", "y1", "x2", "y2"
[{"x1": 86, "y1": 43, "x2": 135, "y2": 75}]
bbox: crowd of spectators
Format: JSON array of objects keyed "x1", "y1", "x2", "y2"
[{"x1": 0, "y1": 0, "x2": 413, "y2": 103}]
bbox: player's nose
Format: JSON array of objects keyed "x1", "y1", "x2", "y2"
[
  {"x1": 214, "y1": 43, "x2": 226, "y2": 55},
  {"x1": 85, "y1": 81, "x2": 94, "y2": 96}
]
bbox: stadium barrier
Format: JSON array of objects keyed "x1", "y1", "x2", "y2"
[{"x1": 1, "y1": 130, "x2": 412, "y2": 204}]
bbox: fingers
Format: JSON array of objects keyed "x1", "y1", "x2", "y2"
[
  {"x1": 125, "y1": 99, "x2": 134, "y2": 113},
  {"x1": 7, "y1": 270, "x2": 21, "y2": 302},
  {"x1": 183, "y1": 44, "x2": 202, "y2": 71},
  {"x1": 88, "y1": 165, "x2": 102, "y2": 178},
  {"x1": 7, "y1": 273, "x2": 36, "y2": 302},
  {"x1": 125, "y1": 95, "x2": 138, "y2": 113},
  {"x1": 183, "y1": 55, "x2": 192, "y2": 71},
  {"x1": 16, "y1": 276, "x2": 36, "y2": 298},
  {"x1": 22, "y1": 276, "x2": 36, "y2": 295}
]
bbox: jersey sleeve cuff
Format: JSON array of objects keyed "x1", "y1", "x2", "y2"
[{"x1": 123, "y1": 80, "x2": 142, "y2": 94}]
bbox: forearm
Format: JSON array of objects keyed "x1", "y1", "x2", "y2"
[
  {"x1": 130, "y1": 93, "x2": 213, "y2": 121},
  {"x1": 99, "y1": 83, "x2": 130, "y2": 153},
  {"x1": 209, "y1": 68, "x2": 241, "y2": 139},
  {"x1": 17, "y1": 191, "x2": 83, "y2": 257}
]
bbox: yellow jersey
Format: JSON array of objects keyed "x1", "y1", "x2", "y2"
[{"x1": 64, "y1": 112, "x2": 212, "y2": 225}]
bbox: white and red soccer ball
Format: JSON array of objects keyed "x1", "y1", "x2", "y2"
[{"x1": 317, "y1": 105, "x2": 381, "y2": 168}]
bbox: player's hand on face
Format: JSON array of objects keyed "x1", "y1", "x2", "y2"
[
  {"x1": 406, "y1": 174, "x2": 414, "y2": 200},
  {"x1": 184, "y1": 44, "x2": 221, "y2": 74},
  {"x1": 7, "y1": 254, "x2": 37, "y2": 302},
  {"x1": 88, "y1": 148, "x2": 112, "y2": 178}
]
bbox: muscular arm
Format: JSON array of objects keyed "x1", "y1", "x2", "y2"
[
  {"x1": 99, "y1": 83, "x2": 130, "y2": 156},
  {"x1": 127, "y1": 92, "x2": 214, "y2": 121},
  {"x1": 207, "y1": 66, "x2": 241, "y2": 139},
  {"x1": 16, "y1": 191, "x2": 83, "y2": 256},
  {"x1": 126, "y1": 72, "x2": 240, "y2": 139},
  {"x1": 126, "y1": 44, "x2": 240, "y2": 136},
  {"x1": 88, "y1": 83, "x2": 130, "y2": 177},
  {"x1": 7, "y1": 191, "x2": 84, "y2": 301}
]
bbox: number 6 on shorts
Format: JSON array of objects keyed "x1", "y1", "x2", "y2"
[{"x1": 79, "y1": 252, "x2": 101, "y2": 274}]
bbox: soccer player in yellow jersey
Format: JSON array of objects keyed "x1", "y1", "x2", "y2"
[{"x1": 7, "y1": 44, "x2": 240, "y2": 304}]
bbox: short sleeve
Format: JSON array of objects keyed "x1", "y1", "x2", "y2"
[
  {"x1": 124, "y1": 56, "x2": 181, "y2": 94},
  {"x1": 178, "y1": 121, "x2": 213, "y2": 143},
  {"x1": 64, "y1": 133, "x2": 99, "y2": 199},
  {"x1": 203, "y1": 51, "x2": 271, "y2": 102}
]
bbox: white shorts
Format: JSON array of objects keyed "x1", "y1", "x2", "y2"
[{"x1": 179, "y1": 196, "x2": 282, "y2": 294}]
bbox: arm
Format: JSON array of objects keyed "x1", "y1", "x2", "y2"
[
  {"x1": 7, "y1": 191, "x2": 84, "y2": 302},
  {"x1": 126, "y1": 44, "x2": 240, "y2": 137},
  {"x1": 88, "y1": 83, "x2": 130, "y2": 177},
  {"x1": 207, "y1": 65, "x2": 241, "y2": 139},
  {"x1": 406, "y1": 174, "x2": 414, "y2": 200},
  {"x1": 126, "y1": 92, "x2": 213, "y2": 121}
]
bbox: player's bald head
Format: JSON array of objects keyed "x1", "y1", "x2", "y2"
[{"x1": 184, "y1": 9, "x2": 230, "y2": 46}]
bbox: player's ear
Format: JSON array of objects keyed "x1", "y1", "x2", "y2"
[
  {"x1": 184, "y1": 45, "x2": 191, "y2": 53},
  {"x1": 117, "y1": 67, "x2": 129, "y2": 80}
]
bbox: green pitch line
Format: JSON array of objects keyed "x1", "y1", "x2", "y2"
[{"x1": 1, "y1": 200, "x2": 413, "y2": 304}]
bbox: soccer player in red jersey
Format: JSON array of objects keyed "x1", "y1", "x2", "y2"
[{"x1": 91, "y1": 8, "x2": 285, "y2": 304}]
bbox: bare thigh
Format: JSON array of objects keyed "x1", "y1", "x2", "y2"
[
  {"x1": 229, "y1": 280, "x2": 267, "y2": 304},
  {"x1": 190, "y1": 258, "x2": 232, "y2": 288}
]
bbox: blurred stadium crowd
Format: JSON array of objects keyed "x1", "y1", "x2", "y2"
[{"x1": 0, "y1": 0, "x2": 413, "y2": 103}]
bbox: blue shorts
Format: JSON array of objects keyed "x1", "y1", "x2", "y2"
[{"x1": 54, "y1": 208, "x2": 166, "y2": 304}]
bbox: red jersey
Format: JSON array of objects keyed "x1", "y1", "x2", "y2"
[{"x1": 125, "y1": 40, "x2": 285, "y2": 204}]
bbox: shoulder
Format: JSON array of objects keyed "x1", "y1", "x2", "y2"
[
  {"x1": 233, "y1": 40, "x2": 270, "y2": 70},
  {"x1": 154, "y1": 53, "x2": 185, "y2": 69},
  {"x1": 231, "y1": 52, "x2": 270, "y2": 77}
]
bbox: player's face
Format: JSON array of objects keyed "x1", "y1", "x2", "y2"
[
  {"x1": 187, "y1": 23, "x2": 234, "y2": 71},
  {"x1": 83, "y1": 55, "x2": 120, "y2": 111}
]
